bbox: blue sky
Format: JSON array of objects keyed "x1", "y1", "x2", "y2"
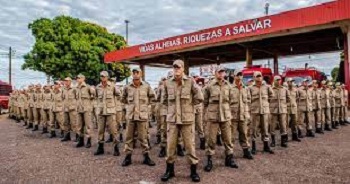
[{"x1": 0, "y1": 0, "x2": 339, "y2": 88}]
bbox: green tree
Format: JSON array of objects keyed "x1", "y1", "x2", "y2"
[
  {"x1": 331, "y1": 67, "x2": 339, "y2": 81},
  {"x1": 22, "y1": 16, "x2": 129, "y2": 84},
  {"x1": 336, "y1": 51, "x2": 345, "y2": 83}
]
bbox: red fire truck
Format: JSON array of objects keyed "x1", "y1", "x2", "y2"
[
  {"x1": 241, "y1": 65, "x2": 274, "y2": 85},
  {"x1": 0, "y1": 80, "x2": 12, "y2": 114},
  {"x1": 281, "y1": 65, "x2": 327, "y2": 85}
]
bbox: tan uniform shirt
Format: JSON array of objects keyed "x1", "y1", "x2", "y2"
[
  {"x1": 28, "y1": 90, "x2": 35, "y2": 108},
  {"x1": 52, "y1": 89, "x2": 64, "y2": 112},
  {"x1": 333, "y1": 88, "x2": 344, "y2": 108},
  {"x1": 96, "y1": 81, "x2": 120, "y2": 115},
  {"x1": 311, "y1": 88, "x2": 321, "y2": 110},
  {"x1": 63, "y1": 86, "x2": 77, "y2": 112},
  {"x1": 162, "y1": 75, "x2": 203, "y2": 124},
  {"x1": 320, "y1": 88, "x2": 331, "y2": 109},
  {"x1": 231, "y1": 82, "x2": 250, "y2": 121},
  {"x1": 270, "y1": 86, "x2": 289, "y2": 114},
  {"x1": 157, "y1": 85, "x2": 167, "y2": 116},
  {"x1": 76, "y1": 82, "x2": 95, "y2": 112},
  {"x1": 122, "y1": 81, "x2": 155, "y2": 121},
  {"x1": 34, "y1": 90, "x2": 43, "y2": 108},
  {"x1": 287, "y1": 87, "x2": 298, "y2": 114},
  {"x1": 297, "y1": 86, "x2": 313, "y2": 112},
  {"x1": 42, "y1": 90, "x2": 53, "y2": 110},
  {"x1": 247, "y1": 83, "x2": 274, "y2": 114}
]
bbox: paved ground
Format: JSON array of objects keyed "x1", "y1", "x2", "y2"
[{"x1": 0, "y1": 114, "x2": 350, "y2": 184}]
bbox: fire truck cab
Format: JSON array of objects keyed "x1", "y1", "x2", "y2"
[
  {"x1": 241, "y1": 65, "x2": 274, "y2": 85},
  {"x1": 282, "y1": 66, "x2": 327, "y2": 86},
  {"x1": 0, "y1": 80, "x2": 12, "y2": 114}
]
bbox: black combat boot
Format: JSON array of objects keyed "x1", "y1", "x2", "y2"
[
  {"x1": 292, "y1": 132, "x2": 301, "y2": 142},
  {"x1": 306, "y1": 129, "x2": 315, "y2": 137},
  {"x1": 61, "y1": 132, "x2": 71, "y2": 142},
  {"x1": 243, "y1": 148, "x2": 254, "y2": 159},
  {"x1": 16, "y1": 117, "x2": 20, "y2": 123},
  {"x1": 60, "y1": 130, "x2": 64, "y2": 138},
  {"x1": 26, "y1": 123, "x2": 33, "y2": 129},
  {"x1": 270, "y1": 135, "x2": 276, "y2": 147},
  {"x1": 190, "y1": 164, "x2": 200, "y2": 182},
  {"x1": 32, "y1": 125, "x2": 39, "y2": 131},
  {"x1": 41, "y1": 127, "x2": 48, "y2": 134},
  {"x1": 85, "y1": 138, "x2": 91, "y2": 148},
  {"x1": 204, "y1": 155, "x2": 213, "y2": 172},
  {"x1": 121, "y1": 154, "x2": 132, "y2": 167},
  {"x1": 23, "y1": 121, "x2": 28, "y2": 126},
  {"x1": 263, "y1": 141, "x2": 274, "y2": 154},
  {"x1": 156, "y1": 134, "x2": 161, "y2": 144},
  {"x1": 199, "y1": 138, "x2": 205, "y2": 150},
  {"x1": 119, "y1": 133, "x2": 123, "y2": 143},
  {"x1": 176, "y1": 144, "x2": 185, "y2": 157},
  {"x1": 251, "y1": 141, "x2": 256, "y2": 155},
  {"x1": 340, "y1": 120, "x2": 347, "y2": 126},
  {"x1": 143, "y1": 153, "x2": 156, "y2": 166},
  {"x1": 332, "y1": 121, "x2": 338, "y2": 129},
  {"x1": 76, "y1": 136, "x2": 84, "y2": 148},
  {"x1": 122, "y1": 122, "x2": 126, "y2": 129},
  {"x1": 335, "y1": 121, "x2": 340, "y2": 128},
  {"x1": 74, "y1": 134, "x2": 79, "y2": 142},
  {"x1": 324, "y1": 124, "x2": 332, "y2": 131},
  {"x1": 94, "y1": 143, "x2": 104, "y2": 155},
  {"x1": 49, "y1": 131, "x2": 56, "y2": 138},
  {"x1": 281, "y1": 135, "x2": 288, "y2": 148},
  {"x1": 113, "y1": 144, "x2": 120, "y2": 156},
  {"x1": 225, "y1": 154, "x2": 239, "y2": 168},
  {"x1": 315, "y1": 127, "x2": 324, "y2": 134},
  {"x1": 161, "y1": 163, "x2": 175, "y2": 182},
  {"x1": 106, "y1": 134, "x2": 113, "y2": 143},
  {"x1": 298, "y1": 129, "x2": 304, "y2": 138},
  {"x1": 216, "y1": 134, "x2": 223, "y2": 146},
  {"x1": 159, "y1": 146, "x2": 166, "y2": 158}
]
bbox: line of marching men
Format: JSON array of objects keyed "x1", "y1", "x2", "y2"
[{"x1": 6, "y1": 59, "x2": 350, "y2": 183}]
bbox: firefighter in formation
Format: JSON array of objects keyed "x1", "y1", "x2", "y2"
[{"x1": 7, "y1": 60, "x2": 350, "y2": 183}]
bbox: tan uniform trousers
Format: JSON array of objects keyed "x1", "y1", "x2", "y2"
[
  {"x1": 124, "y1": 120, "x2": 149, "y2": 154},
  {"x1": 166, "y1": 123, "x2": 198, "y2": 165},
  {"x1": 105, "y1": 111, "x2": 123, "y2": 135},
  {"x1": 330, "y1": 107, "x2": 335, "y2": 122},
  {"x1": 205, "y1": 121, "x2": 234, "y2": 156},
  {"x1": 342, "y1": 106, "x2": 348, "y2": 121},
  {"x1": 231, "y1": 120, "x2": 250, "y2": 149},
  {"x1": 16, "y1": 107, "x2": 22, "y2": 119},
  {"x1": 270, "y1": 113, "x2": 287, "y2": 136},
  {"x1": 33, "y1": 108, "x2": 41, "y2": 125},
  {"x1": 159, "y1": 115, "x2": 167, "y2": 147},
  {"x1": 334, "y1": 107, "x2": 342, "y2": 122},
  {"x1": 313, "y1": 109, "x2": 322, "y2": 129},
  {"x1": 41, "y1": 109, "x2": 51, "y2": 128},
  {"x1": 288, "y1": 114, "x2": 298, "y2": 133},
  {"x1": 92, "y1": 107, "x2": 99, "y2": 129},
  {"x1": 98, "y1": 115, "x2": 119, "y2": 144},
  {"x1": 21, "y1": 108, "x2": 28, "y2": 122},
  {"x1": 298, "y1": 111, "x2": 313, "y2": 130},
  {"x1": 28, "y1": 107, "x2": 34, "y2": 123},
  {"x1": 64, "y1": 111, "x2": 77, "y2": 133},
  {"x1": 321, "y1": 108, "x2": 331, "y2": 126},
  {"x1": 195, "y1": 111, "x2": 205, "y2": 139},
  {"x1": 77, "y1": 111, "x2": 93, "y2": 138},
  {"x1": 50, "y1": 111, "x2": 64, "y2": 132},
  {"x1": 251, "y1": 114, "x2": 270, "y2": 142}
]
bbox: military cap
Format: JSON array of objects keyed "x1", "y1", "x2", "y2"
[
  {"x1": 132, "y1": 67, "x2": 142, "y2": 72},
  {"x1": 100, "y1": 71, "x2": 109, "y2": 77},
  {"x1": 215, "y1": 65, "x2": 226, "y2": 72},
  {"x1": 335, "y1": 82, "x2": 341, "y2": 86},
  {"x1": 253, "y1": 71, "x2": 262, "y2": 77},
  {"x1": 302, "y1": 78, "x2": 309, "y2": 82},
  {"x1": 64, "y1": 77, "x2": 72, "y2": 81},
  {"x1": 77, "y1": 74, "x2": 85, "y2": 78},
  {"x1": 173, "y1": 59, "x2": 184, "y2": 68},
  {"x1": 312, "y1": 80, "x2": 318, "y2": 83},
  {"x1": 321, "y1": 80, "x2": 327, "y2": 85},
  {"x1": 286, "y1": 78, "x2": 294, "y2": 82},
  {"x1": 274, "y1": 76, "x2": 281, "y2": 81},
  {"x1": 167, "y1": 70, "x2": 174, "y2": 78},
  {"x1": 327, "y1": 82, "x2": 333, "y2": 86},
  {"x1": 233, "y1": 69, "x2": 242, "y2": 76}
]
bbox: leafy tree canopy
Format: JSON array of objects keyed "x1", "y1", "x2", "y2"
[{"x1": 22, "y1": 15, "x2": 130, "y2": 84}]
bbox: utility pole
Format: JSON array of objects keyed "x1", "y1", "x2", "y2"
[
  {"x1": 265, "y1": 1, "x2": 270, "y2": 16},
  {"x1": 9, "y1": 47, "x2": 12, "y2": 85},
  {"x1": 125, "y1": 19, "x2": 130, "y2": 85}
]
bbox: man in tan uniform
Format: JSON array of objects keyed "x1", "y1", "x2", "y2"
[
  {"x1": 230, "y1": 69, "x2": 253, "y2": 159},
  {"x1": 297, "y1": 79, "x2": 315, "y2": 137},
  {"x1": 191, "y1": 73, "x2": 205, "y2": 150},
  {"x1": 33, "y1": 84, "x2": 43, "y2": 131},
  {"x1": 286, "y1": 78, "x2": 301, "y2": 141},
  {"x1": 320, "y1": 81, "x2": 332, "y2": 131},
  {"x1": 333, "y1": 82, "x2": 344, "y2": 127},
  {"x1": 94, "y1": 71, "x2": 121, "y2": 156},
  {"x1": 269, "y1": 76, "x2": 289, "y2": 148},
  {"x1": 120, "y1": 67, "x2": 156, "y2": 167},
  {"x1": 311, "y1": 80, "x2": 323, "y2": 134},
  {"x1": 62, "y1": 77, "x2": 78, "y2": 142},
  {"x1": 328, "y1": 82, "x2": 338, "y2": 129},
  {"x1": 247, "y1": 71, "x2": 274, "y2": 154},
  {"x1": 26, "y1": 85, "x2": 35, "y2": 129},
  {"x1": 21, "y1": 89, "x2": 29, "y2": 127},
  {"x1": 41, "y1": 85, "x2": 53, "y2": 134},
  {"x1": 157, "y1": 77, "x2": 168, "y2": 157},
  {"x1": 76, "y1": 74, "x2": 95, "y2": 148},
  {"x1": 341, "y1": 84, "x2": 349, "y2": 124},
  {"x1": 203, "y1": 66, "x2": 238, "y2": 172},
  {"x1": 49, "y1": 81, "x2": 64, "y2": 138},
  {"x1": 161, "y1": 60, "x2": 202, "y2": 182}
]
